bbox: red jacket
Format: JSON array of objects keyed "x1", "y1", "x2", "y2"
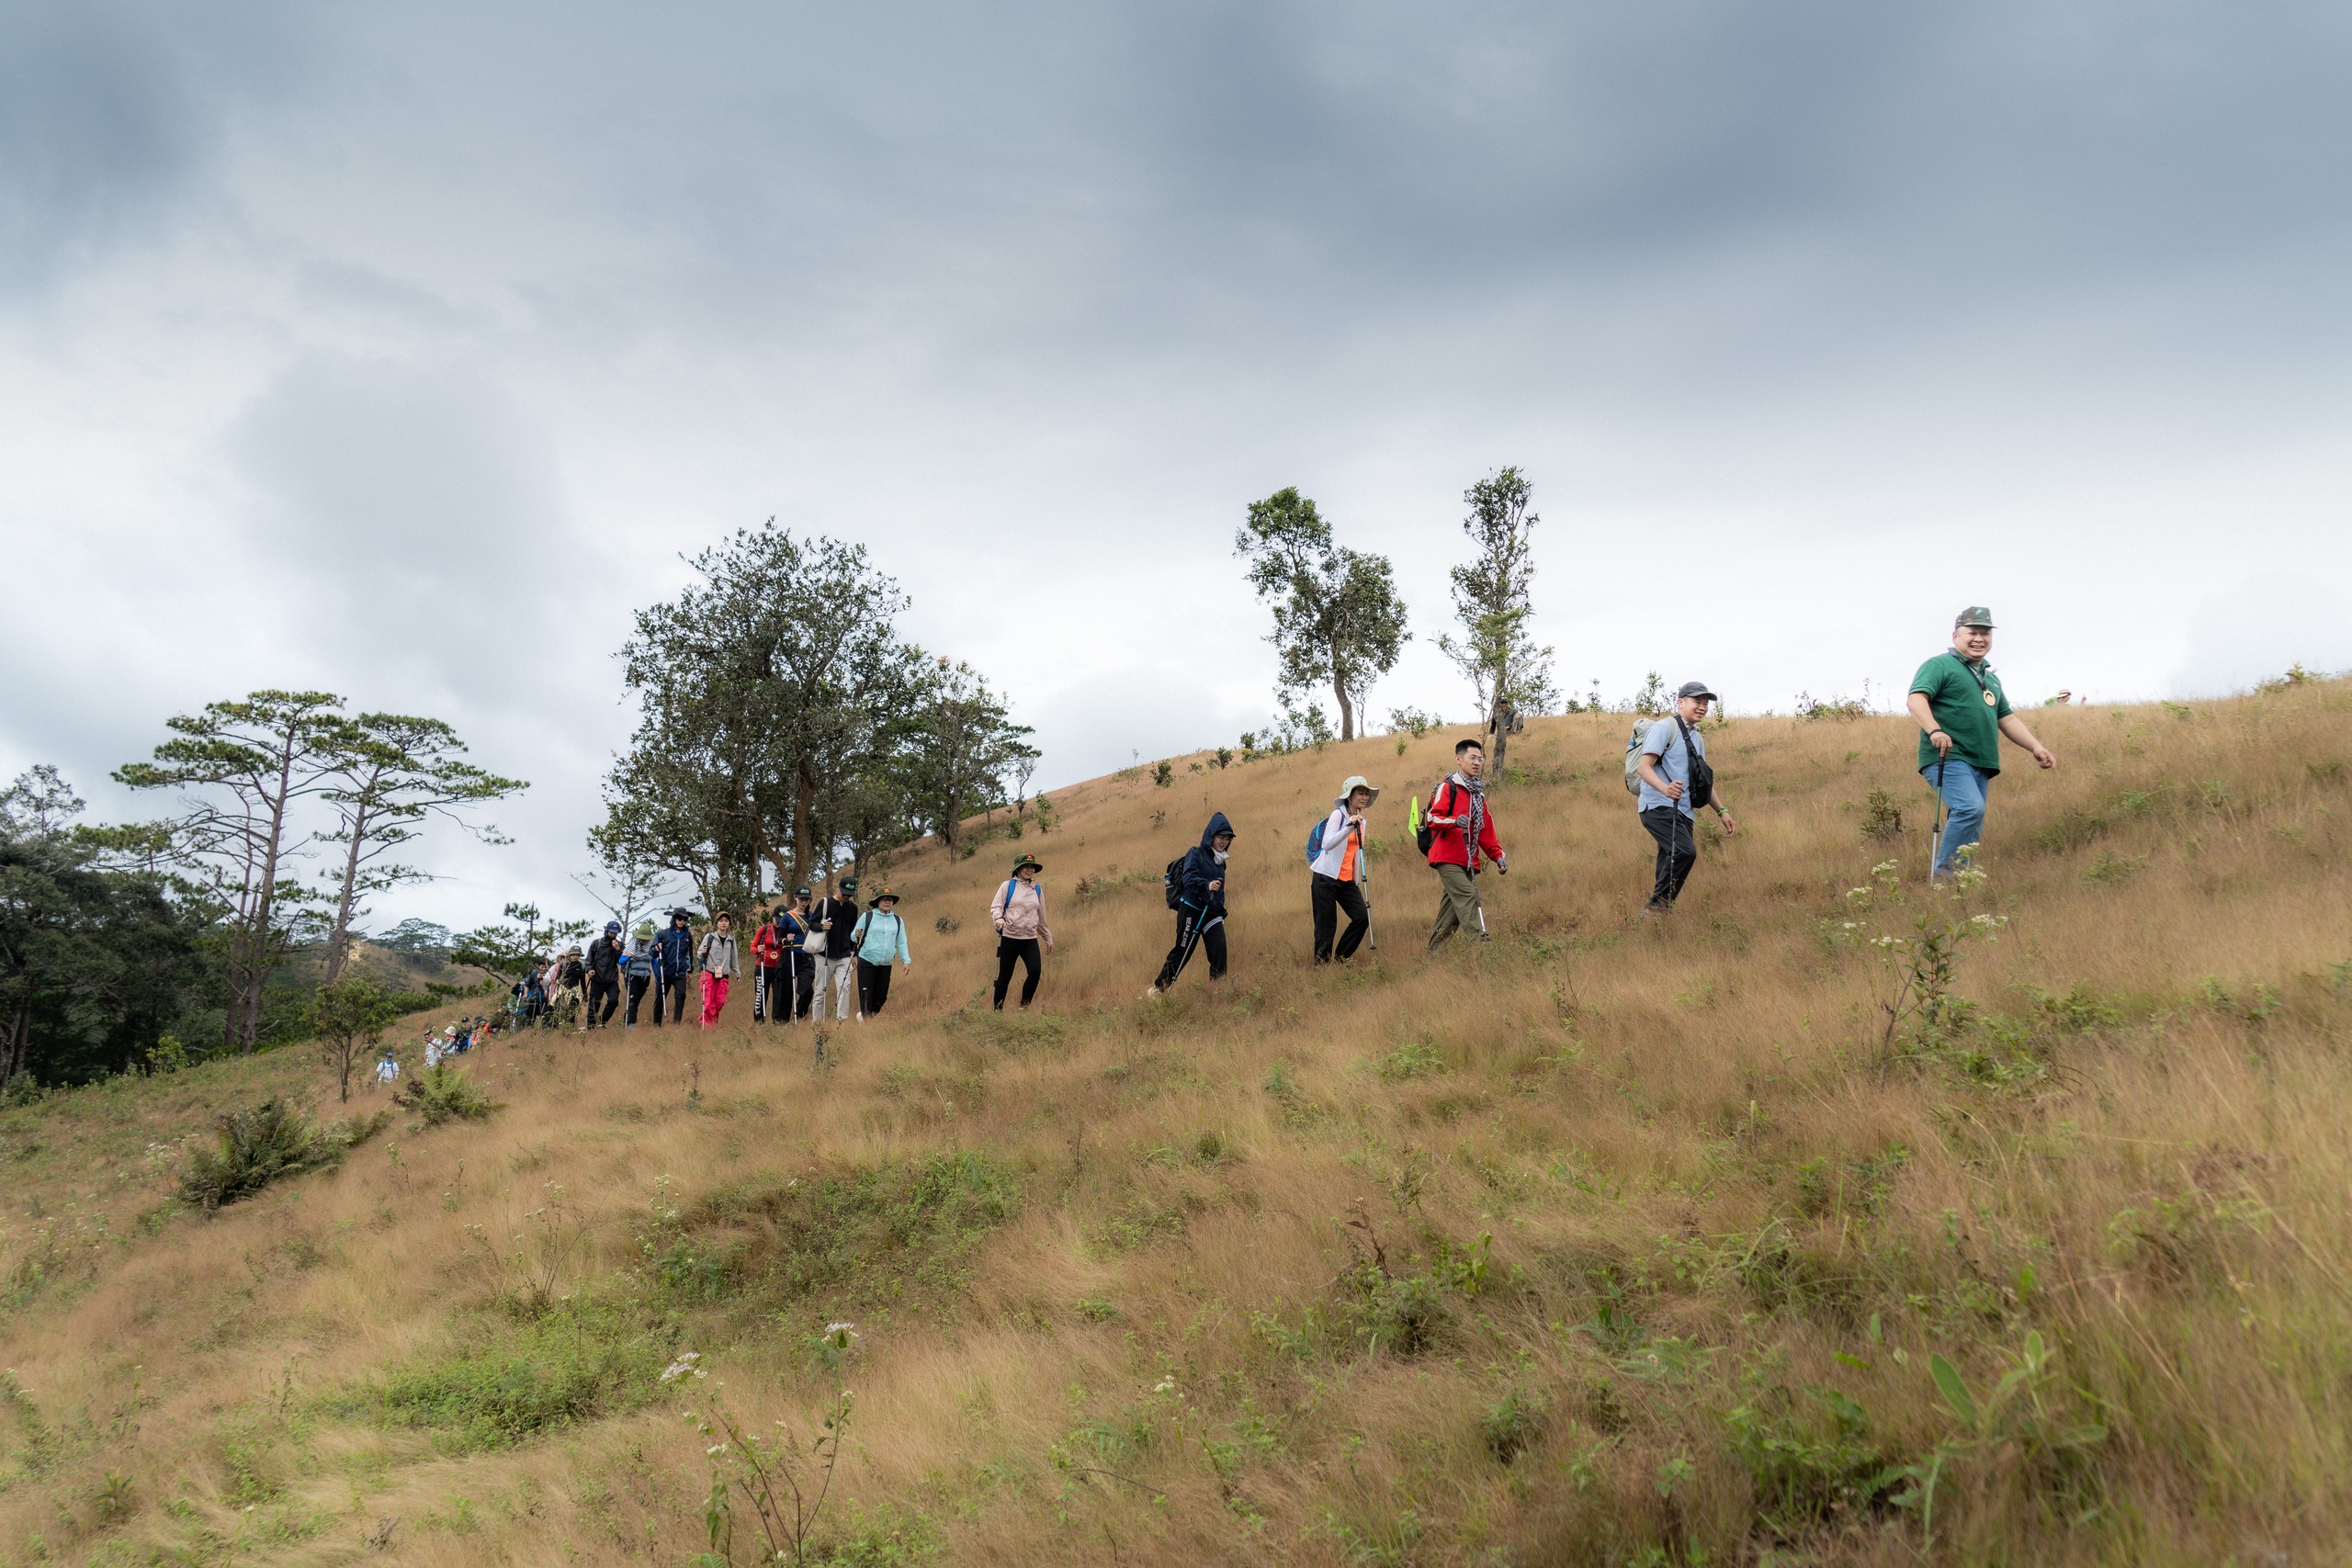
[
  {"x1": 1424, "y1": 775, "x2": 1503, "y2": 872},
  {"x1": 751, "y1": 923, "x2": 783, "y2": 966}
]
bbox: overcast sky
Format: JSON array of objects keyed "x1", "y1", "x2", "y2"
[{"x1": 5, "y1": 0, "x2": 2349, "y2": 931}]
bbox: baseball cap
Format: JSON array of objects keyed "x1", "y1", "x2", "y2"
[
  {"x1": 1955, "y1": 606, "x2": 1996, "y2": 628},
  {"x1": 1675, "y1": 681, "x2": 1718, "y2": 701}
]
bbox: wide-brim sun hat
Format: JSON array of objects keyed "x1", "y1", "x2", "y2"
[
  {"x1": 1011, "y1": 852, "x2": 1043, "y2": 874},
  {"x1": 1335, "y1": 775, "x2": 1381, "y2": 807},
  {"x1": 868, "y1": 887, "x2": 899, "y2": 908}
]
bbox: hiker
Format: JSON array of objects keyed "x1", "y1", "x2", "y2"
[
  {"x1": 1309, "y1": 775, "x2": 1377, "y2": 964},
  {"x1": 1149, "y1": 812, "x2": 1235, "y2": 997},
  {"x1": 1634, "y1": 682, "x2": 1738, "y2": 914},
  {"x1": 585, "y1": 921, "x2": 624, "y2": 1029},
  {"x1": 1907, "y1": 607, "x2": 2058, "y2": 877},
  {"x1": 852, "y1": 887, "x2": 911, "y2": 1020},
  {"x1": 373, "y1": 1046, "x2": 401, "y2": 1087},
  {"x1": 622, "y1": 920, "x2": 658, "y2": 1026},
  {"x1": 1425, "y1": 740, "x2": 1507, "y2": 949},
  {"x1": 696, "y1": 911, "x2": 739, "y2": 1027},
  {"x1": 750, "y1": 909, "x2": 785, "y2": 1022},
  {"x1": 775, "y1": 889, "x2": 817, "y2": 1022},
  {"x1": 554, "y1": 947, "x2": 586, "y2": 1027},
  {"x1": 989, "y1": 854, "x2": 1052, "y2": 1010},
  {"x1": 809, "y1": 877, "x2": 861, "y2": 1021},
  {"x1": 653, "y1": 909, "x2": 696, "y2": 1025}
]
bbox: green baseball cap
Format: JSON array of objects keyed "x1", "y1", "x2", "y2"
[{"x1": 1955, "y1": 606, "x2": 1996, "y2": 628}]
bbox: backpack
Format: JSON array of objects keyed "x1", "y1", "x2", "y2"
[
  {"x1": 999, "y1": 879, "x2": 1044, "y2": 921},
  {"x1": 1305, "y1": 815, "x2": 1329, "y2": 865},
  {"x1": 1162, "y1": 853, "x2": 1188, "y2": 909},
  {"x1": 1415, "y1": 775, "x2": 1459, "y2": 856},
  {"x1": 1621, "y1": 719, "x2": 1660, "y2": 795}
]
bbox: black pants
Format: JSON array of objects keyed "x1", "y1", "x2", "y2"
[
  {"x1": 1311, "y1": 873, "x2": 1369, "y2": 963},
  {"x1": 587, "y1": 976, "x2": 620, "y2": 1027},
  {"x1": 625, "y1": 972, "x2": 653, "y2": 1024},
  {"x1": 857, "y1": 959, "x2": 894, "y2": 1016},
  {"x1": 1153, "y1": 908, "x2": 1227, "y2": 990},
  {"x1": 1641, "y1": 806, "x2": 1698, "y2": 909},
  {"x1": 661, "y1": 973, "x2": 686, "y2": 1024},
  {"x1": 753, "y1": 964, "x2": 786, "y2": 1021},
  {"x1": 780, "y1": 952, "x2": 813, "y2": 1021},
  {"x1": 994, "y1": 937, "x2": 1041, "y2": 1009}
]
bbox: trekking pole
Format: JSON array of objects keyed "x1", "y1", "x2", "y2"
[
  {"x1": 1360, "y1": 821, "x2": 1378, "y2": 952},
  {"x1": 1928, "y1": 753, "x2": 1948, "y2": 882}
]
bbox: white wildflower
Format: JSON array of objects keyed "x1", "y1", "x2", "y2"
[{"x1": 661, "y1": 1351, "x2": 707, "y2": 1383}]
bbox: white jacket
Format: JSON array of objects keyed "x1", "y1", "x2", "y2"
[{"x1": 1309, "y1": 807, "x2": 1367, "y2": 882}]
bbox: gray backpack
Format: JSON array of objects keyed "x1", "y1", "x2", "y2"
[{"x1": 1622, "y1": 718, "x2": 1661, "y2": 795}]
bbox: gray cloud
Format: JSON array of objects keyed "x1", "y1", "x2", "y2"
[{"x1": 3, "y1": 1, "x2": 2349, "y2": 931}]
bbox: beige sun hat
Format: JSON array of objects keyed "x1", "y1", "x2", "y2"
[{"x1": 1335, "y1": 774, "x2": 1381, "y2": 807}]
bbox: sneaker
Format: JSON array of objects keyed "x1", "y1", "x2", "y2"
[{"x1": 1144, "y1": 987, "x2": 1161, "y2": 999}]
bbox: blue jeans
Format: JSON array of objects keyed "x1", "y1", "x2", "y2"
[{"x1": 1923, "y1": 759, "x2": 1991, "y2": 876}]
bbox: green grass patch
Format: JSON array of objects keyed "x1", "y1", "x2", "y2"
[
  {"x1": 334, "y1": 1295, "x2": 680, "y2": 1451},
  {"x1": 654, "y1": 1151, "x2": 1023, "y2": 1314}
]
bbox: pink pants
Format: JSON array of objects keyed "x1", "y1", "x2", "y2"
[{"x1": 699, "y1": 973, "x2": 730, "y2": 1026}]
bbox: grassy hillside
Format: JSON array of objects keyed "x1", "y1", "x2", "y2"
[{"x1": 4, "y1": 677, "x2": 2348, "y2": 1567}]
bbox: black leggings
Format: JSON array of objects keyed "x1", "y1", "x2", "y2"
[
  {"x1": 993, "y1": 937, "x2": 1041, "y2": 1009},
  {"x1": 857, "y1": 959, "x2": 894, "y2": 1016},
  {"x1": 587, "y1": 976, "x2": 620, "y2": 1026}
]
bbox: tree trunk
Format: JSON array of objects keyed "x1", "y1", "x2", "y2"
[
  {"x1": 2, "y1": 998, "x2": 28, "y2": 1089},
  {"x1": 1489, "y1": 652, "x2": 1512, "y2": 777},
  {"x1": 323, "y1": 801, "x2": 368, "y2": 986},
  {"x1": 241, "y1": 733, "x2": 300, "y2": 1053},
  {"x1": 792, "y1": 758, "x2": 818, "y2": 891},
  {"x1": 1331, "y1": 637, "x2": 1355, "y2": 741}
]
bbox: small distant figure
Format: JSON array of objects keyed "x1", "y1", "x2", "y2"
[{"x1": 373, "y1": 1047, "x2": 401, "y2": 1087}]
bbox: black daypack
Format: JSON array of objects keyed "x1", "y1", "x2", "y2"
[
  {"x1": 1413, "y1": 774, "x2": 1448, "y2": 856},
  {"x1": 1162, "y1": 853, "x2": 1188, "y2": 909},
  {"x1": 1668, "y1": 717, "x2": 1716, "y2": 811}
]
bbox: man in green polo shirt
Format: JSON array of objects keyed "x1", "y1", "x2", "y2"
[{"x1": 1906, "y1": 606, "x2": 2057, "y2": 877}]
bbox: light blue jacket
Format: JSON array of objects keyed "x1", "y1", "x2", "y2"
[{"x1": 852, "y1": 908, "x2": 910, "y2": 966}]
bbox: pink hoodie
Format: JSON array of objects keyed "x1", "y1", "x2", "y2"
[{"x1": 989, "y1": 877, "x2": 1052, "y2": 942}]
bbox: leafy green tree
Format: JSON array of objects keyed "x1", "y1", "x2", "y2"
[
  {"x1": 905, "y1": 658, "x2": 1038, "y2": 853},
  {"x1": 317, "y1": 715, "x2": 526, "y2": 985},
  {"x1": 1436, "y1": 468, "x2": 1556, "y2": 775},
  {"x1": 451, "y1": 903, "x2": 587, "y2": 988},
  {"x1": 606, "y1": 523, "x2": 931, "y2": 894},
  {"x1": 113, "y1": 691, "x2": 354, "y2": 1055},
  {"x1": 1234, "y1": 487, "x2": 1410, "y2": 742},
  {"x1": 2, "y1": 768, "x2": 209, "y2": 1089},
  {"x1": 310, "y1": 976, "x2": 400, "y2": 1102}
]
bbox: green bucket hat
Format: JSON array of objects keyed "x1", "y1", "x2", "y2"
[
  {"x1": 1011, "y1": 852, "x2": 1043, "y2": 875},
  {"x1": 867, "y1": 886, "x2": 899, "y2": 908}
]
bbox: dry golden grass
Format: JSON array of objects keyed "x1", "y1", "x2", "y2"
[{"x1": 4, "y1": 678, "x2": 2349, "y2": 1566}]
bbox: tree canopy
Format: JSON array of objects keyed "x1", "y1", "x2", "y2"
[{"x1": 1234, "y1": 487, "x2": 1408, "y2": 742}]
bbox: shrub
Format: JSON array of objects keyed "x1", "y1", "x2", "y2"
[
  {"x1": 180, "y1": 1100, "x2": 378, "y2": 1213},
  {"x1": 1482, "y1": 1386, "x2": 1547, "y2": 1463},
  {"x1": 1859, "y1": 789, "x2": 1904, "y2": 841},
  {"x1": 396, "y1": 1063, "x2": 498, "y2": 1127}
]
